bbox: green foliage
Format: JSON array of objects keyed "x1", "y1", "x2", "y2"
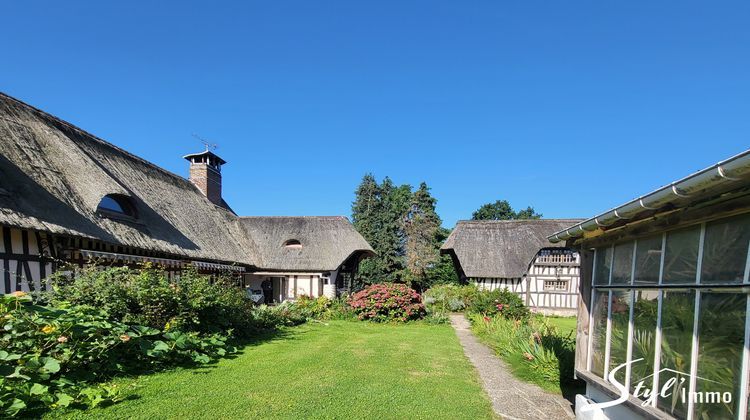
[
  {"x1": 0, "y1": 292, "x2": 234, "y2": 417},
  {"x1": 248, "y1": 304, "x2": 307, "y2": 330},
  {"x1": 467, "y1": 288, "x2": 530, "y2": 321},
  {"x1": 423, "y1": 284, "x2": 481, "y2": 313},
  {"x1": 471, "y1": 199, "x2": 542, "y2": 221},
  {"x1": 348, "y1": 283, "x2": 426, "y2": 322},
  {"x1": 403, "y1": 182, "x2": 442, "y2": 290},
  {"x1": 352, "y1": 175, "x2": 411, "y2": 284},
  {"x1": 352, "y1": 175, "x2": 457, "y2": 290},
  {"x1": 424, "y1": 285, "x2": 530, "y2": 321},
  {"x1": 50, "y1": 266, "x2": 256, "y2": 337},
  {"x1": 469, "y1": 313, "x2": 578, "y2": 392}
]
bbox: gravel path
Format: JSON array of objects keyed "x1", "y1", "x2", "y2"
[{"x1": 449, "y1": 314, "x2": 575, "y2": 420}]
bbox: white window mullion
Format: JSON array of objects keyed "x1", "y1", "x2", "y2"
[
  {"x1": 652, "y1": 233, "x2": 667, "y2": 408},
  {"x1": 588, "y1": 287, "x2": 596, "y2": 372},
  {"x1": 609, "y1": 244, "x2": 614, "y2": 286},
  {"x1": 624, "y1": 240, "x2": 637, "y2": 391},
  {"x1": 687, "y1": 290, "x2": 701, "y2": 420},
  {"x1": 738, "y1": 295, "x2": 750, "y2": 420},
  {"x1": 652, "y1": 290, "x2": 664, "y2": 408},
  {"x1": 687, "y1": 225, "x2": 705, "y2": 420},
  {"x1": 625, "y1": 290, "x2": 635, "y2": 392},
  {"x1": 588, "y1": 248, "x2": 598, "y2": 372},
  {"x1": 603, "y1": 245, "x2": 614, "y2": 379},
  {"x1": 695, "y1": 223, "x2": 706, "y2": 286}
]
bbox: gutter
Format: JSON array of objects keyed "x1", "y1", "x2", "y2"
[{"x1": 548, "y1": 149, "x2": 750, "y2": 244}]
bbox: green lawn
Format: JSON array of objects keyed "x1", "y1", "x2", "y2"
[
  {"x1": 49, "y1": 321, "x2": 495, "y2": 419},
  {"x1": 544, "y1": 315, "x2": 577, "y2": 336}
]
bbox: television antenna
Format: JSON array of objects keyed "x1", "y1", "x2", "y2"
[{"x1": 192, "y1": 133, "x2": 219, "y2": 152}]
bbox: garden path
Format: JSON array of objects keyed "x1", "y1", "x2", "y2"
[{"x1": 449, "y1": 313, "x2": 575, "y2": 420}]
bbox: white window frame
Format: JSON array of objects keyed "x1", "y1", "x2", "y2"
[{"x1": 587, "y1": 218, "x2": 750, "y2": 420}]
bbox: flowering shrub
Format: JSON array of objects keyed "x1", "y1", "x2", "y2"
[{"x1": 348, "y1": 283, "x2": 426, "y2": 322}]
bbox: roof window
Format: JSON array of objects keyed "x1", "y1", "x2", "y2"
[
  {"x1": 97, "y1": 194, "x2": 137, "y2": 219},
  {"x1": 283, "y1": 239, "x2": 302, "y2": 249}
]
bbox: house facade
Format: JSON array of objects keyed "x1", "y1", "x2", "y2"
[
  {"x1": 0, "y1": 92, "x2": 373, "y2": 301},
  {"x1": 441, "y1": 219, "x2": 584, "y2": 316},
  {"x1": 549, "y1": 149, "x2": 750, "y2": 420}
]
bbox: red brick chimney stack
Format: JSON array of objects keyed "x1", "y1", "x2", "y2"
[{"x1": 183, "y1": 150, "x2": 226, "y2": 207}]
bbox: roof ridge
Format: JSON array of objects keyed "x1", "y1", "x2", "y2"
[
  {"x1": 0, "y1": 91, "x2": 195, "y2": 190},
  {"x1": 456, "y1": 218, "x2": 585, "y2": 224},
  {"x1": 239, "y1": 216, "x2": 347, "y2": 219}
]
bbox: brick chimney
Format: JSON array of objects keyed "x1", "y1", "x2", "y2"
[{"x1": 183, "y1": 150, "x2": 226, "y2": 206}]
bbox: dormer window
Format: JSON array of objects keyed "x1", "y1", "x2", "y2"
[
  {"x1": 97, "y1": 194, "x2": 137, "y2": 219},
  {"x1": 283, "y1": 239, "x2": 302, "y2": 249}
]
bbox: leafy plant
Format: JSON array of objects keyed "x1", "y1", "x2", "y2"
[{"x1": 0, "y1": 292, "x2": 234, "y2": 417}]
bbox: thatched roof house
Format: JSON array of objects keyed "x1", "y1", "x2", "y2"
[
  {"x1": 441, "y1": 219, "x2": 584, "y2": 315},
  {"x1": 441, "y1": 219, "x2": 583, "y2": 279},
  {"x1": 239, "y1": 216, "x2": 373, "y2": 272},
  {"x1": 0, "y1": 92, "x2": 373, "y2": 299}
]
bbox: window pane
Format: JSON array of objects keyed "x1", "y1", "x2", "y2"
[
  {"x1": 590, "y1": 290, "x2": 609, "y2": 377},
  {"x1": 701, "y1": 214, "x2": 750, "y2": 284},
  {"x1": 693, "y1": 292, "x2": 746, "y2": 419},
  {"x1": 594, "y1": 247, "x2": 612, "y2": 285},
  {"x1": 663, "y1": 226, "x2": 700, "y2": 284},
  {"x1": 634, "y1": 236, "x2": 662, "y2": 285},
  {"x1": 608, "y1": 290, "x2": 631, "y2": 386},
  {"x1": 611, "y1": 242, "x2": 634, "y2": 285},
  {"x1": 97, "y1": 196, "x2": 126, "y2": 213},
  {"x1": 657, "y1": 290, "x2": 694, "y2": 418},
  {"x1": 629, "y1": 289, "x2": 658, "y2": 395}
]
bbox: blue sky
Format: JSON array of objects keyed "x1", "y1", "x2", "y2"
[{"x1": 2, "y1": 1, "x2": 748, "y2": 227}]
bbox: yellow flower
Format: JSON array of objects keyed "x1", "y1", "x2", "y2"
[
  {"x1": 10, "y1": 291, "x2": 26, "y2": 298},
  {"x1": 119, "y1": 334, "x2": 131, "y2": 342},
  {"x1": 41, "y1": 325, "x2": 56, "y2": 334}
]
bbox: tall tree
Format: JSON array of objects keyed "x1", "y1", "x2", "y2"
[
  {"x1": 352, "y1": 174, "x2": 382, "y2": 284},
  {"x1": 471, "y1": 200, "x2": 542, "y2": 220},
  {"x1": 351, "y1": 175, "x2": 411, "y2": 285},
  {"x1": 403, "y1": 182, "x2": 441, "y2": 290}
]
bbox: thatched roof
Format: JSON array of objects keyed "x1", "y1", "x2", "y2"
[
  {"x1": 239, "y1": 216, "x2": 374, "y2": 272},
  {"x1": 0, "y1": 92, "x2": 372, "y2": 271},
  {"x1": 441, "y1": 219, "x2": 584, "y2": 279}
]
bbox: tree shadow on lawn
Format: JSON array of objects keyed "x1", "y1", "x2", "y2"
[{"x1": 41, "y1": 327, "x2": 302, "y2": 418}]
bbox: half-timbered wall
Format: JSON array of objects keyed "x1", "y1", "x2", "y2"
[
  {"x1": 1, "y1": 225, "x2": 246, "y2": 294},
  {"x1": 0, "y1": 226, "x2": 56, "y2": 294},
  {"x1": 470, "y1": 249, "x2": 580, "y2": 314}
]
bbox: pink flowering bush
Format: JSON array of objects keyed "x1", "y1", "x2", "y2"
[{"x1": 348, "y1": 283, "x2": 426, "y2": 322}]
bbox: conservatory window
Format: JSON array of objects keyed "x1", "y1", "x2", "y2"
[
  {"x1": 634, "y1": 235, "x2": 662, "y2": 285},
  {"x1": 608, "y1": 289, "x2": 631, "y2": 386},
  {"x1": 611, "y1": 242, "x2": 634, "y2": 285},
  {"x1": 657, "y1": 290, "x2": 694, "y2": 418},
  {"x1": 700, "y1": 214, "x2": 750, "y2": 284},
  {"x1": 586, "y1": 212, "x2": 750, "y2": 418},
  {"x1": 662, "y1": 226, "x2": 701, "y2": 284},
  {"x1": 590, "y1": 290, "x2": 609, "y2": 377},
  {"x1": 630, "y1": 289, "x2": 658, "y2": 393},
  {"x1": 594, "y1": 246, "x2": 612, "y2": 285},
  {"x1": 693, "y1": 292, "x2": 746, "y2": 419}
]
